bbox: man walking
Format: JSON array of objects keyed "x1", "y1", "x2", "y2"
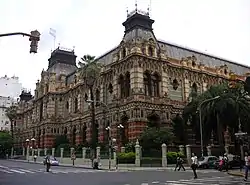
[
  {"x1": 191, "y1": 153, "x2": 198, "y2": 179},
  {"x1": 175, "y1": 154, "x2": 185, "y2": 171},
  {"x1": 244, "y1": 152, "x2": 250, "y2": 181}
]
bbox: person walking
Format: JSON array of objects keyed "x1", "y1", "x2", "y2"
[
  {"x1": 175, "y1": 155, "x2": 186, "y2": 171},
  {"x1": 191, "y1": 153, "x2": 198, "y2": 179},
  {"x1": 223, "y1": 153, "x2": 229, "y2": 172},
  {"x1": 244, "y1": 152, "x2": 250, "y2": 181}
]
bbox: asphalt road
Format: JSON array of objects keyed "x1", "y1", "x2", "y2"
[{"x1": 0, "y1": 160, "x2": 247, "y2": 185}]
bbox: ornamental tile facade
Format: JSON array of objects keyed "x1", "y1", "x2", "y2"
[{"x1": 14, "y1": 10, "x2": 249, "y2": 148}]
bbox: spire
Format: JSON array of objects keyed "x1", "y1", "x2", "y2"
[{"x1": 135, "y1": 0, "x2": 138, "y2": 12}]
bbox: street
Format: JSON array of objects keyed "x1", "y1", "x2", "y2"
[{"x1": 0, "y1": 160, "x2": 247, "y2": 185}]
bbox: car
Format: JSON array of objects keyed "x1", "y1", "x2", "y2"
[
  {"x1": 43, "y1": 156, "x2": 59, "y2": 166},
  {"x1": 198, "y1": 156, "x2": 218, "y2": 169}
]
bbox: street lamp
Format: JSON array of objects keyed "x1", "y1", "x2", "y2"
[
  {"x1": 198, "y1": 96, "x2": 220, "y2": 157},
  {"x1": 26, "y1": 138, "x2": 36, "y2": 162}
]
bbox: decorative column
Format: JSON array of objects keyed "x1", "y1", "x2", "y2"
[
  {"x1": 52, "y1": 148, "x2": 55, "y2": 157},
  {"x1": 44, "y1": 148, "x2": 47, "y2": 156},
  {"x1": 121, "y1": 147, "x2": 125, "y2": 153},
  {"x1": 60, "y1": 148, "x2": 64, "y2": 162},
  {"x1": 11, "y1": 147, "x2": 14, "y2": 157},
  {"x1": 206, "y1": 146, "x2": 212, "y2": 156},
  {"x1": 37, "y1": 148, "x2": 41, "y2": 157},
  {"x1": 186, "y1": 145, "x2": 191, "y2": 166},
  {"x1": 22, "y1": 147, "x2": 25, "y2": 156},
  {"x1": 82, "y1": 147, "x2": 86, "y2": 159},
  {"x1": 31, "y1": 149, "x2": 34, "y2": 157},
  {"x1": 135, "y1": 139, "x2": 141, "y2": 167},
  {"x1": 179, "y1": 145, "x2": 185, "y2": 155},
  {"x1": 113, "y1": 146, "x2": 118, "y2": 168},
  {"x1": 161, "y1": 143, "x2": 167, "y2": 167},
  {"x1": 96, "y1": 146, "x2": 101, "y2": 163}
]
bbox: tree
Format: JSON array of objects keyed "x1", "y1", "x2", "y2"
[
  {"x1": 0, "y1": 131, "x2": 13, "y2": 158},
  {"x1": 5, "y1": 105, "x2": 17, "y2": 139},
  {"x1": 172, "y1": 114, "x2": 187, "y2": 145},
  {"x1": 78, "y1": 55, "x2": 102, "y2": 152},
  {"x1": 183, "y1": 83, "x2": 250, "y2": 147},
  {"x1": 54, "y1": 135, "x2": 69, "y2": 149},
  {"x1": 139, "y1": 127, "x2": 174, "y2": 153}
]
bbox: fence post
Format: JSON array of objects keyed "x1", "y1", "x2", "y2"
[
  {"x1": 161, "y1": 143, "x2": 167, "y2": 167},
  {"x1": 135, "y1": 139, "x2": 141, "y2": 167}
]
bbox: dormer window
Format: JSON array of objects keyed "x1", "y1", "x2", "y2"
[
  {"x1": 148, "y1": 46, "x2": 153, "y2": 57},
  {"x1": 224, "y1": 69, "x2": 228, "y2": 75}
]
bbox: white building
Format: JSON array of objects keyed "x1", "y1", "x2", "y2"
[
  {"x1": 0, "y1": 96, "x2": 16, "y2": 131},
  {"x1": 0, "y1": 75, "x2": 22, "y2": 98}
]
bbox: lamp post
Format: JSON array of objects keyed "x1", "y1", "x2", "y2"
[
  {"x1": 198, "y1": 96, "x2": 220, "y2": 157},
  {"x1": 26, "y1": 138, "x2": 35, "y2": 162}
]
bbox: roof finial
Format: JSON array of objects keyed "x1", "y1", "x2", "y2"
[
  {"x1": 135, "y1": 0, "x2": 138, "y2": 12},
  {"x1": 126, "y1": 7, "x2": 129, "y2": 17}
]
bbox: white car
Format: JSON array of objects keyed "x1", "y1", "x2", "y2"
[{"x1": 43, "y1": 156, "x2": 59, "y2": 166}]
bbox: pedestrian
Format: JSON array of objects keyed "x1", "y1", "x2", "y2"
[
  {"x1": 223, "y1": 153, "x2": 228, "y2": 172},
  {"x1": 244, "y1": 152, "x2": 250, "y2": 181},
  {"x1": 191, "y1": 153, "x2": 198, "y2": 179},
  {"x1": 175, "y1": 154, "x2": 185, "y2": 171}
]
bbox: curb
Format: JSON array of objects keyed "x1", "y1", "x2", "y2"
[{"x1": 227, "y1": 171, "x2": 244, "y2": 177}]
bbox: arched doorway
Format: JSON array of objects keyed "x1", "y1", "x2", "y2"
[{"x1": 72, "y1": 126, "x2": 76, "y2": 146}]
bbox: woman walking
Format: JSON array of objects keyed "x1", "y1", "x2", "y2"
[{"x1": 191, "y1": 153, "x2": 198, "y2": 179}]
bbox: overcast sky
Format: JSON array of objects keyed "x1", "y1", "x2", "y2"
[{"x1": 0, "y1": 0, "x2": 249, "y2": 92}]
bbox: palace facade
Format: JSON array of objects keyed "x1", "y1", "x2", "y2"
[{"x1": 14, "y1": 10, "x2": 250, "y2": 148}]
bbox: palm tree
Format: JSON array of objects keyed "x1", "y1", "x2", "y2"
[
  {"x1": 78, "y1": 55, "x2": 102, "y2": 152},
  {"x1": 183, "y1": 83, "x2": 250, "y2": 147},
  {"x1": 5, "y1": 105, "x2": 17, "y2": 139}
]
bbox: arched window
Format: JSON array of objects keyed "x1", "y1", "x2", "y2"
[
  {"x1": 74, "y1": 97, "x2": 78, "y2": 113},
  {"x1": 152, "y1": 73, "x2": 160, "y2": 97},
  {"x1": 66, "y1": 101, "x2": 69, "y2": 109},
  {"x1": 122, "y1": 48, "x2": 126, "y2": 58},
  {"x1": 95, "y1": 89, "x2": 100, "y2": 106},
  {"x1": 143, "y1": 71, "x2": 152, "y2": 96},
  {"x1": 125, "y1": 72, "x2": 130, "y2": 97},
  {"x1": 148, "y1": 46, "x2": 153, "y2": 57},
  {"x1": 191, "y1": 83, "x2": 198, "y2": 93},
  {"x1": 118, "y1": 75, "x2": 125, "y2": 98},
  {"x1": 39, "y1": 101, "x2": 43, "y2": 121}
]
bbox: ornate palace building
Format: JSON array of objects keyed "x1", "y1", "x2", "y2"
[{"x1": 14, "y1": 9, "x2": 250, "y2": 148}]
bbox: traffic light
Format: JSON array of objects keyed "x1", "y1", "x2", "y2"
[{"x1": 29, "y1": 30, "x2": 40, "y2": 53}]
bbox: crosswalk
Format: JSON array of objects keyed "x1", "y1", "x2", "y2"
[
  {"x1": 0, "y1": 167, "x2": 116, "y2": 174},
  {"x1": 122, "y1": 176, "x2": 246, "y2": 185}
]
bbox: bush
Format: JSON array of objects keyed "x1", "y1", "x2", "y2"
[
  {"x1": 117, "y1": 152, "x2": 135, "y2": 164},
  {"x1": 167, "y1": 152, "x2": 185, "y2": 164},
  {"x1": 117, "y1": 151, "x2": 185, "y2": 165}
]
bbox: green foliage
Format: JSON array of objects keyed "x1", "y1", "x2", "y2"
[
  {"x1": 172, "y1": 114, "x2": 186, "y2": 144},
  {"x1": 139, "y1": 127, "x2": 174, "y2": 151},
  {"x1": 54, "y1": 135, "x2": 69, "y2": 149},
  {"x1": 117, "y1": 152, "x2": 135, "y2": 164},
  {"x1": 167, "y1": 152, "x2": 185, "y2": 164},
  {"x1": 0, "y1": 131, "x2": 13, "y2": 157},
  {"x1": 183, "y1": 83, "x2": 250, "y2": 145},
  {"x1": 5, "y1": 105, "x2": 17, "y2": 138},
  {"x1": 124, "y1": 142, "x2": 135, "y2": 153},
  {"x1": 117, "y1": 151, "x2": 185, "y2": 164}
]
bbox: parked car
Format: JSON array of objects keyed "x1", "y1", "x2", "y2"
[
  {"x1": 43, "y1": 156, "x2": 59, "y2": 166},
  {"x1": 214, "y1": 155, "x2": 244, "y2": 169},
  {"x1": 198, "y1": 156, "x2": 218, "y2": 169}
]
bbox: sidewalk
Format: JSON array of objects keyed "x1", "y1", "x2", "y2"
[
  {"x1": 8, "y1": 159, "x2": 187, "y2": 171},
  {"x1": 227, "y1": 169, "x2": 244, "y2": 177}
]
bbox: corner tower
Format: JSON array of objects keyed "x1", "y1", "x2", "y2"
[{"x1": 47, "y1": 47, "x2": 77, "y2": 76}]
